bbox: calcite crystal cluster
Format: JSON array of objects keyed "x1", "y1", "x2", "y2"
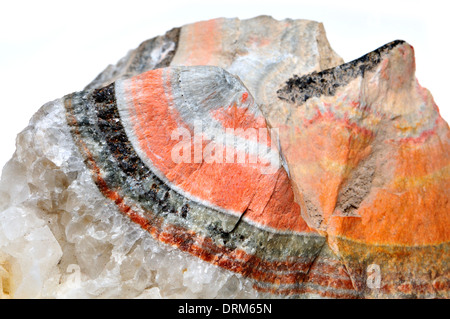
[{"x1": 0, "y1": 16, "x2": 448, "y2": 299}]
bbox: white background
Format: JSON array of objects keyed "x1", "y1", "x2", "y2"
[{"x1": 0, "y1": 0, "x2": 448, "y2": 170}]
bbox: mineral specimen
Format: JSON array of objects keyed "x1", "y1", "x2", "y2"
[{"x1": 0, "y1": 16, "x2": 448, "y2": 299}]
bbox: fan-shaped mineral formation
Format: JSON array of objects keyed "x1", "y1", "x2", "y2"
[{"x1": 0, "y1": 16, "x2": 448, "y2": 299}]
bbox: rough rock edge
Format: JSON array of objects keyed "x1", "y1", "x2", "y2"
[
  {"x1": 0, "y1": 98, "x2": 259, "y2": 299},
  {"x1": 277, "y1": 40, "x2": 406, "y2": 104}
]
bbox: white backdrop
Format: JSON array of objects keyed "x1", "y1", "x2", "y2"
[{"x1": 0, "y1": 0, "x2": 448, "y2": 170}]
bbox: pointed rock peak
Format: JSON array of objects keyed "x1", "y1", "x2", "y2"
[{"x1": 277, "y1": 40, "x2": 413, "y2": 104}]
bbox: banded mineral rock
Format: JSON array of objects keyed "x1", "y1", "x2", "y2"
[{"x1": 0, "y1": 16, "x2": 448, "y2": 299}]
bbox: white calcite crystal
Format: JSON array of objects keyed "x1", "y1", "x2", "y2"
[{"x1": 0, "y1": 98, "x2": 258, "y2": 298}]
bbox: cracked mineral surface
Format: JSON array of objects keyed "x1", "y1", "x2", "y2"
[{"x1": 0, "y1": 16, "x2": 448, "y2": 299}]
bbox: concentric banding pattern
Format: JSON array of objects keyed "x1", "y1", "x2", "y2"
[{"x1": 64, "y1": 67, "x2": 359, "y2": 298}]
